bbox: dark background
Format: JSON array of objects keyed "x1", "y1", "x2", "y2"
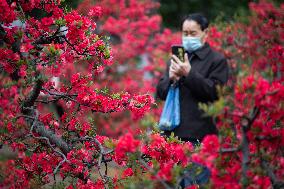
[
  {"x1": 62, "y1": 0, "x2": 283, "y2": 30},
  {"x1": 158, "y1": 0, "x2": 283, "y2": 30},
  {"x1": 158, "y1": 0, "x2": 251, "y2": 29}
]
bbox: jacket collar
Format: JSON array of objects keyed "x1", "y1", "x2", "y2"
[{"x1": 187, "y1": 42, "x2": 211, "y2": 60}]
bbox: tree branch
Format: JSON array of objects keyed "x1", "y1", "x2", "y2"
[
  {"x1": 21, "y1": 79, "x2": 71, "y2": 155},
  {"x1": 219, "y1": 147, "x2": 240, "y2": 153},
  {"x1": 73, "y1": 136, "x2": 113, "y2": 188},
  {"x1": 42, "y1": 88, "x2": 78, "y2": 103},
  {"x1": 62, "y1": 36, "x2": 90, "y2": 56},
  {"x1": 261, "y1": 160, "x2": 284, "y2": 189},
  {"x1": 240, "y1": 106, "x2": 260, "y2": 187},
  {"x1": 24, "y1": 107, "x2": 71, "y2": 155},
  {"x1": 240, "y1": 124, "x2": 249, "y2": 187},
  {"x1": 28, "y1": 109, "x2": 70, "y2": 174},
  {"x1": 21, "y1": 79, "x2": 44, "y2": 110}
]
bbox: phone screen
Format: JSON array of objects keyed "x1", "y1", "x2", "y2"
[{"x1": 171, "y1": 45, "x2": 185, "y2": 62}]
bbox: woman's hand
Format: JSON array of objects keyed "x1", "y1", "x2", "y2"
[
  {"x1": 170, "y1": 53, "x2": 191, "y2": 77},
  {"x1": 169, "y1": 66, "x2": 180, "y2": 82}
]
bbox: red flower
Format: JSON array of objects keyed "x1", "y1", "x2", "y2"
[
  {"x1": 156, "y1": 161, "x2": 174, "y2": 181},
  {"x1": 114, "y1": 133, "x2": 140, "y2": 164},
  {"x1": 88, "y1": 6, "x2": 103, "y2": 18},
  {"x1": 201, "y1": 135, "x2": 220, "y2": 154},
  {"x1": 122, "y1": 168, "x2": 134, "y2": 178}
]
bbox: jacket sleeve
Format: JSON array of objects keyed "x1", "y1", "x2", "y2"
[
  {"x1": 156, "y1": 61, "x2": 172, "y2": 100},
  {"x1": 183, "y1": 57, "x2": 229, "y2": 102}
]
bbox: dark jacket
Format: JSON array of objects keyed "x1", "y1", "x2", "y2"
[{"x1": 156, "y1": 43, "x2": 229, "y2": 141}]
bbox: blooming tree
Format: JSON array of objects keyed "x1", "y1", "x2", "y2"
[
  {"x1": 197, "y1": 1, "x2": 284, "y2": 188},
  {"x1": 0, "y1": 0, "x2": 155, "y2": 188}
]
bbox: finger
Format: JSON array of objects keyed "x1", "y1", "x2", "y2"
[
  {"x1": 170, "y1": 59, "x2": 175, "y2": 65},
  {"x1": 171, "y1": 68, "x2": 178, "y2": 75},
  {"x1": 170, "y1": 59, "x2": 179, "y2": 70},
  {"x1": 170, "y1": 65, "x2": 177, "y2": 72},
  {"x1": 172, "y1": 60, "x2": 180, "y2": 69},
  {"x1": 170, "y1": 61, "x2": 175, "y2": 70},
  {"x1": 172, "y1": 55, "x2": 182, "y2": 64},
  {"x1": 184, "y1": 53, "x2": 189, "y2": 63}
]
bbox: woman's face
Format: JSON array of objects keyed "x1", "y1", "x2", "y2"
[{"x1": 182, "y1": 20, "x2": 208, "y2": 44}]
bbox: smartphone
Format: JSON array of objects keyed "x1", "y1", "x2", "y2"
[{"x1": 171, "y1": 45, "x2": 185, "y2": 62}]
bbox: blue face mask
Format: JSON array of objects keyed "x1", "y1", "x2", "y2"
[{"x1": 182, "y1": 36, "x2": 203, "y2": 52}]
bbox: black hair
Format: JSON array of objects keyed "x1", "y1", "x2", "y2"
[{"x1": 182, "y1": 13, "x2": 209, "y2": 31}]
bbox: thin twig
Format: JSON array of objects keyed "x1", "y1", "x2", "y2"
[
  {"x1": 15, "y1": 115, "x2": 35, "y2": 120},
  {"x1": 220, "y1": 147, "x2": 240, "y2": 153},
  {"x1": 77, "y1": 136, "x2": 112, "y2": 189},
  {"x1": 35, "y1": 99, "x2": 59, "y2": 104},
  {"x1": 41, "y1": 88, "x2": 78, "y2": 103},
  {"x1": 62, "y1": 36, "x2": 90, "y2": 56}
]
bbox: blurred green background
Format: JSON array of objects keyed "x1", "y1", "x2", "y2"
[{"x1": 62, "y1": 0, "x2": 282, "y2": 29}]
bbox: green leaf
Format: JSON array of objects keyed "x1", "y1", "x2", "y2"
[{"x1": 55, "y1": 18, "x2": 66, "y2": 26}]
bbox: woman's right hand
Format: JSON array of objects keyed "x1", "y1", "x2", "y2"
[{"x1": 169, "y1": 65, "x2": 180, "y2": 82}]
